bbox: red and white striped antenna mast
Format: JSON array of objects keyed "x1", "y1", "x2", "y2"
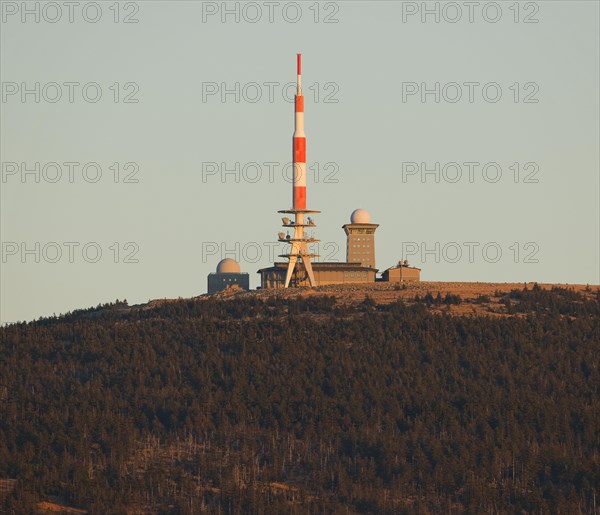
[{"x1": 278, "y1": 54, "x2": 320, "y2": 287}]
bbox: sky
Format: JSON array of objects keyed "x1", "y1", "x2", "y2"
[{"x1": 1, "y1": 0, "x2": 599, "y2": 324}]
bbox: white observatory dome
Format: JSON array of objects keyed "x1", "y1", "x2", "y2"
[
  {"x1": 216, "y1": 258, "x2": 241, "y2": 274},
  {"x1": 350, "y1": 208, "x2": 371, "y2": 224}
]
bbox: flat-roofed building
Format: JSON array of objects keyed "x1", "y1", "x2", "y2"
[
  {"x1": 381, "y1": 261, "x2": 421, "y2": 282},
  {"x1": 258, "y1": 261, "x2": 377, "y2": 289}
]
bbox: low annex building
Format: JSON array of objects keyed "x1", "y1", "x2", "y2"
[
  {"x1": 381, "y1": 261, "x2": 421, "y2": 283},
  {"x1": 258, "y1": 261, "x2": 377, "y2": 289}
]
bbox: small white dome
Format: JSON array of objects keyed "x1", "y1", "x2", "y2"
[
  {"x1": 216, "y1": 258, "x2": 241, "y2": 274},
  {"x1": 350, "y1": 208, "x2": 371, "y2": 224}
]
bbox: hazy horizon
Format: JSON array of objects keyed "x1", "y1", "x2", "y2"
[{"x1": 1, "y1": 0, "x2": 599, "y2": 324}]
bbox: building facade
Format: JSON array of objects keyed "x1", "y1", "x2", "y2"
[
  {"x1": 381, "y1": 262, "x2": 421, "y2": 282},
  {"x1": 342, "y1": 208, "x2": 379, "y2": 269},
  {"x1": 258, "y1": 261, "x2": 377, "y2": 289}
]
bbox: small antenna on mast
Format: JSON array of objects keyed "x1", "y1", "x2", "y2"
[{"x1": 297, "y1": 53, "x2": 302, "y2": 94}]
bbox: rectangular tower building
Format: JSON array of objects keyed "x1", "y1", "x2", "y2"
[{"x1": 342, "y1": 209, "x2": 379, "y2": 268}]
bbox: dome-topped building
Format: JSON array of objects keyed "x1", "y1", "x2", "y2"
[
  {"x1": 343, "y1": 208, "x2": 379, "y2": 269},
  {"x1": 208, "y1": 259, "x2": 249, "y2": 294}
]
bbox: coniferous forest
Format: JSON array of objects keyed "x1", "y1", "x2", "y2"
[{"x1": 1, "y1": 285, "x2": 599, "y2": 513}]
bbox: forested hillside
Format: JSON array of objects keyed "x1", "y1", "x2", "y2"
[{"x1": 1, "y1": 285, "x2": 599, "y2": 513}]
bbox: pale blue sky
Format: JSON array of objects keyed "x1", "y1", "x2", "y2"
[{"x1": 1, "y1": 1, "x2": 599, "y2": 323}]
